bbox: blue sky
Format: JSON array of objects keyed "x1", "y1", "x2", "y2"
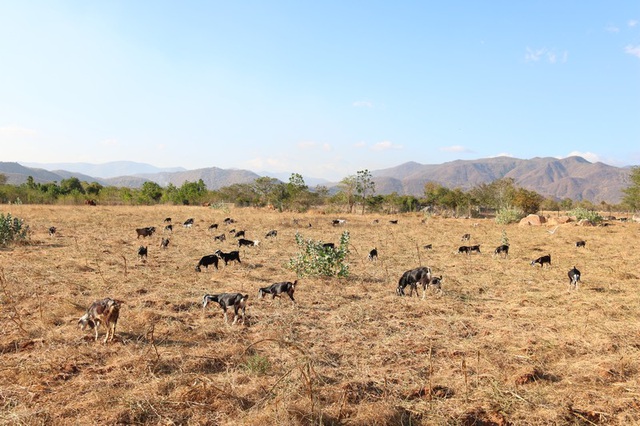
[{"x1": 1, "y1": 1, "x2": 639, "y2": 181}]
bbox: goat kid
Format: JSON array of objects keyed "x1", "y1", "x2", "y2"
[
  {"x1": 258, "y1": 280, "x2": 298, "y2": 304},
  {"x1": 202, "y1": 293, "x2": 248, "y2": 324},
  {"x1": 215, "y1": 249, "x2": 241, "y2": 265},
  {"x1": 78, "y1": 298, "x2": 122, "y2": 343}
]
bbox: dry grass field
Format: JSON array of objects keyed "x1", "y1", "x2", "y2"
[{"x1": 1, "y1": 204, "x2": 640, "y2": 425}]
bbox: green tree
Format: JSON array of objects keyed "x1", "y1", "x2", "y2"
[
  {"x1": 355, "y1": 169, "x2": 375, "y2": 214},
  {"x1": 0, "y1": 173, "x2": 6, "y2": 185},
  {"x1": 622, "y1": 166, "x2": 640, "y2": 211},
  {"x1": 85, "y1": 182, "x2": 103, "y2": 196},
  {"x1": 139, "y1": 181, "x2": 163, "y2": 204},
  {"x1": 60, "y1": 177, "x2": 85, "y2": 195},
  {"x1": 512, "y1": 188, "x2": 544, "y2": 215},
  {"x1": 338, "y1": 175, "x2": 357, "y2": 213}
]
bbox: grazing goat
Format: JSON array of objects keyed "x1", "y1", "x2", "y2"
[
  {"x1": 195, "y1": 254, "x2": 219, "y2": 272},
  {"x1": 208, "y1": 223, "x2": 219, "y2": 231},
  {"x1": 372, "y1": 219, "x2": 379, "y2": 224},
  {"x1": 332, "y1": 219, "x2": 346, "y2": 226},
  {"x1": 215, "y1": 249, "x2": 241, "y2": 265},
  {"x1": 469, "y1": 245, "x2": 481, "y2": 253},
  {"x1": 389, "y1": 219, "x2": 399, "y2": 224},
  {"x1": 137, "y1": 246, "x2": 148, "y2": 260},
  {"x1": 322, "y1": 242, "x2": 335, "y2": 250},
  {"x1": 202, "y1": 293, "x2": 248, "y2": 324},
  {"x1": 213, "y1": 233, "x2": 226, "y2": 242},
  {"x1": 163, "y1": 224, "x2": 173, "y2": 233},
  {"x1": 136, "y1": 226, "x2": 156, "y2": 238},
  {"x1": 164, "y1": 217, "x2": 172, "y2": 223},
  {"x1": 397, "y1": 266, "x2": 432, "y2": 297},
  {"x1": 426, "y1": 276, "x2": 443, "y2": 294},
  {"x1": 575, "y1": 240, "x2": 586, "y2": 248},
  {"x1": 265, "y1": 229, "x2": 278, "y2": 238},
  {"x1": 423, "y1": 244, "x2": 433, "y2": 250},
  {"x1": 234, "y1": 230, "x2": 246, "y2": 238},
  {"x1": 258, "y1": 280, "x2": 298, "y2": 304},
  {"x1": 494, "y1": 244, "x2": 509, "y2": 258},
  {"x1": 368, "y1": 248, "x2": 378, "y2": 261},
  {"x1": 531, "y1": 254, "x2": 551, "y2": 268},
  {"x1": 48, "y1": 226, "x2": 57, "y2": 236},
  {"x1": 568, "y1": 266, "x2": 581, "y2": 289},
  {"x1": 458, "y1": 246, "x2": 472, "y2": 255},
  {"x1": 183, "y1": 218, "x2": 194, "y2": 228},
  {"x1": 238, "y1": 238, "x2": 259, "y2": 247},
  {"x1": 160, "y1": 238, "x2": 169, "y2": 249},
  {"x1": 223, "y1": 217, "x2": 235, "y2": 225},
  {"x1": 78, "y1": 298, "x2": 122, "y2": 343},
  {"x1": 461, "y1": 233, "x2": 471, "y2": 241}
]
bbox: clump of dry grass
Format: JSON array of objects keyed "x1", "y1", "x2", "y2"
[{"x1": 1, "y1": 204, "x2": 639, "y2": 424}]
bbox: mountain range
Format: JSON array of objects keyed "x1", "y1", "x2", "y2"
[{"x1": 0, "y1": 156, "x2": 634, "y2": 203}]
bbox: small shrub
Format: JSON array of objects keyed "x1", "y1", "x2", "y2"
[
  {"x1": 568, "y1": 207, "x2": 603, "y2": 224},
  {"x1": 243, "y1": 354, "x2": 270, "y2": 375},
  {"x1": 0, "y1": 213, "x2": 29, "y2": 247},
  {"x1": 287, "y1": 231, "x2": 350, "y2": 277},
  {"x1": 501, "y1": 229, "x2": 509, "y2": 246},
  {"x1": 495, "y1": 207, "x2": 525, "y2": 225}
]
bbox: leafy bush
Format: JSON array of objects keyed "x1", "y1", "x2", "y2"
[
  {"x1": 287, "y1": 231, "x2": 350, "y2": 277},
  {"x1": 0, "y1": 213, "x2": 29, "y2": 247},
  {"x1": 494, "y1": 207, "x2": 525, "y2": 225},
  {"x1": 501, "y1": 229, "x2": 509, "y2": 246},
  {"x1": 568, "y1": 207, "x2": 603, "y2": 224}
]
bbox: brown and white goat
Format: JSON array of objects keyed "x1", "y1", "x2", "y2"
[{"x1": 78, "y1": 298, "x2": 122, "y2": 343}]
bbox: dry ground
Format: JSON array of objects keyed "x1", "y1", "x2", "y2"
[{"x1": 1, "y1": 205, "x2": 639, "y2": 425}]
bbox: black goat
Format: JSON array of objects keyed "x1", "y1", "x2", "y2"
[
  {"x1": 195, "y1": 254, "x2": 219, "y2": 272},
  {"x1": 223, "y1": 217, "x2": 235, "y2": 224},
  {"x1": 423, "y1": 244, "x2": 433, "y2": 250},
  {"x1": 397, "y1": 266, "x2": 432, "y2": 297},
  {"x1": 258, "y1": 280, "x2": 298, "y2": 304},
  {"x1": 368, "y1": 248, "x2": 378, "y2": 261},
  {"x1": 215, "y1": 249, "x2": 241, "y2": 265},
  {"x1": 208, "y1": 223, "x2": 219, "y2": 231},
  {"x1": 202, "y1": 293, "x2": 248, "y2": 324},
  {"x1": 568, "y1": 266, "x2": 581, "y2": 289},
  {"x1": 531, "y1": 254, "x2": 551, "y2": 268},
  {"x1": 494, "y1": 244, "x2": 509, "y2": 258},
  {"x1": 137, "y1": 246, "x2": 148, "y2": 260},
  {"x1": 164, "y1": 224, "x2": 173, "y2": 233},
  {"x1": 164, "y1": 217, "x2": 172, "y2": 223},
  {"x1": 48, "y1": 226, "x2": 57, "y2": 236},
  {"x1": 575, "y1": 240, "x2": 586, "y2": 248},
  {"x1": 238, "y1": 238, "x2": 259, "y2": 247},
  {"x1": 234, "y1": 230, "x2": 246, "y2": 238}
]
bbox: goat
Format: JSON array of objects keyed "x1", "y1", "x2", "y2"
[
  {"x1": 213, "y1": 233, "x2": 226, "y2": 242},
  {"x1": 258, "y1": 280, "x2": 297, "y2": 304},
  {"x1": 78, "y1": 298, "x2": 122, "y2": 343},
  {"x1": 234, "y1": 230, "x2": 246, "y2": 238},
  {"x1": 265, "y1": 229, "x2": 278, "y2": 238},
  {"x1": 208, "y1": 223, "x2": 219, "y2": 231},
  {"x1": 461, "y1": 233, "x2": 471, "y2": 241},
  {"x1": 531, "y1": 254, "x2": 551, "y2": 268},
  {"x1": 183, "y1": 218, "x2": 194, "y2": 228},
  {"x1": 215, "y1": 249, "x2": 241, "y2": 265},
  {"x1": 372, "y1": 219, "x2": 379, "y2": 224},
  {"x1": 195, "y1": 254, "x2": 219, "y2": 272},
  {"x1": 469, "y1": 245, "x2": 481, "y2": 253},
  {"x1": 568, "y1": 266, "x2": 581, "y2": 289},
  {"x1": 136, "y1": 226, "x2": 156, "y2": 238},
  {"x1": 238, "y1": 238, "x2": 259, "y2": 247},
  {"x1": 397, "y1": 266, "x2": 432, "y2": 297},
  {"x1": 368, "y1": 248, "x2": 378, "y2": 261},
  {"x1": 137, "y1": 246, "x2": 148, "y2": 260},
  {"x1": 389, "y1": 219, "x2": 399, "y2": 224},
  {"x1": 494, "y1": 244, "x2": 509, "y2": 258},
  {"x1": 458, "y1": 246, "x2": 472, "y2": 255},
  {"x1": 575, "y1": 240, "x2": 586, "y2": 248},
  {"x1": 163, "y1": 224, "x2": 173, "y2": 233},
  {"x1": 202, "y1": 293, "x2": 248, "y2": 324},
  {"x1": 425, "y1": 276, "x2": 443, "y2": 294},
  {"x1": 160, "y1": 238, "x2": 169, "y2": 249},
  {"x1": 223, "y1": 217, "x2": 235, "y2": 225},
  {"x1": 164, "y1": 217, "x2": 172, "y2": 223},
  {"x1": 322, "y1": 242, "x2": 335, "y2": 250},
  {"x1": 48, "y1": 226, "x2": 57, "y2": 236},
  {"x1": 332, "y1": 219, "x2": 346, "y2": 226},
  {"x1": 423, "y1": 244, "x2": 433, "y2": 250}
]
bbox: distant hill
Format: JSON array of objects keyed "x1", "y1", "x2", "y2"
[
  {"x1": 1, "y1": 156, "x2": 634, "y2": 203},
  {"x1": 22, "y1": 161, "x2": 186, "y2": 178}
]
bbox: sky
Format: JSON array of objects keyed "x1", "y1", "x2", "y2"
[{"x1": 1, "y1": 1, "x2": 639, "y2": 181}]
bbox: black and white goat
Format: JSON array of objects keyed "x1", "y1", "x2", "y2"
[
  {"x1": 213, "y1": 233, "x2": 226, "y2": 242},
  {"x1": 531, "y1": 254, "x2": 551, "y2": 268},
  {"x1": 163, "y1": 224, "x2": 173, "y2": 233},
  {"x1": 208, "y1": 223, "x2": 219, "y2": 231},
  {"x1": 48, "y1": 226, "x2": 57, "y2": 236},
  {"x1": 223, "y1": 217, "x2": 235, "y2": 225},
  {"x1": 368, "y1": 248, "x2": 378, "y2": 261},
  {"x1": 397, "y1": 266, "x2": 432, "y2": 297},
  {"x1": 195, "y1": 254, "x2": 219, "y2": 272},
  {"x1": 332, "y1": 219, "x2": 346, "y2": 226},
  {"x1": 494, "y1": 244, "x2": 509, "y2": 258},
  {"x1": 202, "y1": 293, "x2": 248, "y2": 324},
  {"x1": 575, "y1": 240, "x2": 586, "y2": 248},
  {"x1": 78, "y1": 298, "x2": 122, "y2": 343},
  {"x1": 215, "y1": 249, "x2": 241, "y2": 265},
  {"x1": 160, "y1": 238, "x2": 169, "y2": 249},
  {"x1": 265, "y1": 229, "x2": 278, "y2": 238},
  {"x1": 258, "y1": 280, "x2": 298, "y2": 304},
  {"x1": 461, "y1": 233, "x2": 471, "y2": 241},
  {"x1": 164, "y1": 217, "x2": 172, "y2": 223},
  {"x1": 568, "y1": 266, "x2": 581, "y2": 289},
  {"x1": 183, "y1": 218, "x2": 194, "y2": 228},
  {"x1": 238, "y1": 238, "x2": 259, "y2": 247}
]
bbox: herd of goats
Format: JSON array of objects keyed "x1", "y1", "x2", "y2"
[{"x1": 70, "y1": 216, "x2": 584, "y2": 344}]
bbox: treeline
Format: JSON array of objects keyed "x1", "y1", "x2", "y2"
[{"x1": 0, "y1": 170, "x2": 634, "y2": 217}]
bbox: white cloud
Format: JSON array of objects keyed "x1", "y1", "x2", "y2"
[
  {"x1": 354, "y1": 141, "x2": 366, "y2": 148},
  {"x1": 525, "y1": 47, "x2": 546, "y2": 62},
  {"x1": 352, "y1": 100, "x2": 373, "y2": 108},
  {"x1": 0, "y1": 126, "x2": 38, "y2": 138},
  {"x1": 525, "y1": 47, "x2": 567, "y2": 64},
  {"x1": 371, "y1": 141, "x2": 402, "y2": 151},
  {"x1": 605, "y1": 24, "x2": 620, "y2": 33},
  {"x1": 440, "y1": 145, "x2": 473, "y2": 153},
  {"x1": 625, "y1": 45, "x2": 640, "y2": 58},
  {"x1": 157, "y1": 144, "x2": 166, "y2": 151},
  {"x1": 565, "y1": 151, "x2": 602, "y2": 163},
  {"x1": 101, "y1": 138, "x2": 119, "y2": 147},
  {"x1": 297, "y1": 141, "x2": 317, "y2": 149},
  {"x1": 629, "y1": 20, "x2": 638, "y2": 28},
  {"x1": 491, "y1": 153, "x2": 514, "y2": 158},
  {"x1": 244, "y1": 156, "x2": 289, "y2": 171}
]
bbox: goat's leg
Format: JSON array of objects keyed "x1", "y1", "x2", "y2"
[{"x1": 94, "y1": 322, "x2": 100, "y2": 341}]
